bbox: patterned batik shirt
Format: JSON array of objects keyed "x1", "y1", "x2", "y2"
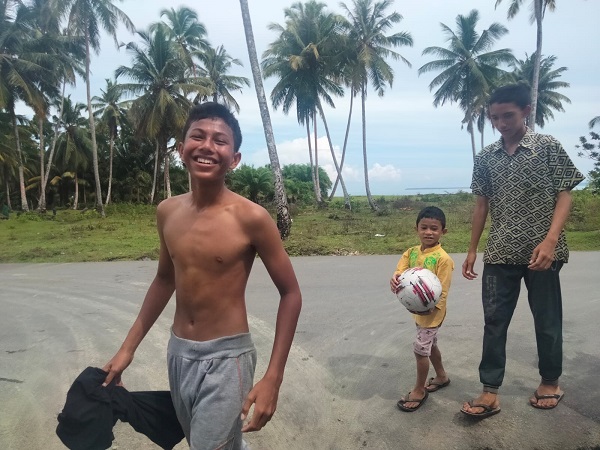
[{"x1": 471, "y1": 128, "x2": 585, "y2": 264}]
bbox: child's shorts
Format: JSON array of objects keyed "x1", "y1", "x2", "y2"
[
  {"x1": 413, "y1": 325, "x2": 440, "y2": 356},
  {"x1": 167, "y1": 329, "x2": 257, "y2": 450}
]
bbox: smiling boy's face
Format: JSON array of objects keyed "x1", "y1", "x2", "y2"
[
  {"x1": 178, "y1": 118, "x2": 241, "y2": 181},
  {"x1": 416, "y1": 217, "x2": 446, "y2": 249}
]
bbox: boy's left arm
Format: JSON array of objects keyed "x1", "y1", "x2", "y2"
[
  {"x1": 241, "y1": 208, "x2": 302, "y2": 432},
  {"x1": 435, "y1": 257, "x2": 454, "y2": 311},
  {"x1": 528, "y1": 190, "x2": 572, "y2": 271},
  {"x1": 530, "y1": 141, "x2": 585, "y2": 271}
]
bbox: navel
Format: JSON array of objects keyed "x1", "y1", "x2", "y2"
[{"x1": 215, "y1": 256, "x2": 224, "y2": 263}]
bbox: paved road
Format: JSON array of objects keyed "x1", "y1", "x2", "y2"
[{"x1": 1, "y1": 253, "x2": 599, "y2": 450}]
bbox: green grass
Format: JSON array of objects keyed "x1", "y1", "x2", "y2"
[{"x1": 1, "y1": 191, "x2": 599, "y2": 263}]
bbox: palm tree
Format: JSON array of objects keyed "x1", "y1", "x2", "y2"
[
  {"x1": 329, "y1": 42, "x2": 361, "y2": 200},
  {"x1": 512, "y1": 52, "x2": 570, "y2": 128},
  {"x1": 92, "y1": 78, "x2": 128, "y2": 204},
  {"x1": 195, "y1": 45, "x2": 250, "y2": 112},
  {"x1": 18, "y1": 0, "x2": 85, "y2": 213},
  {"x1": 56, "y1": 0, "x2": 134, "y2": 217},
  {"x1": 495, "y1": 0, "x2": 557, "y2": 131},
  {"x1": 339, "y1": 0, "x2": 413, "y2": 211},
  {"x1": 116, "y1": 27, "x2": 199, "y2": 203},
  {"x1": 151, "y1": 6, "x2": 209, "y2": 76},
  {"x1": 262, "y1": 1, "x2": 350, "y2": 208},
  {"x1": 239, "y1": 0, "x2": 291, "y2": 238},
  {"x1": 418, "y1": 9, "x2": 515, "y2": 159},
  {"x1": 0, "y1": 111, "x2": 19, "y2": 209},
  {"x1": 54, "y1": 96, "x2": 93, "y2": 209},
  {"x1": 228, "y1": 164, "x2": 273, "y2": 204},
  {"x1": 0, "y1": 2, "x2": 51, "y2": 211}
]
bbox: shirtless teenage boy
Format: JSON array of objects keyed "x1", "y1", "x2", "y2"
[{"x1": 102, "y1": 102, "x2": 302, "y2": 449}]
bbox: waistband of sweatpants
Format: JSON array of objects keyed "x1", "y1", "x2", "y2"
[{"x1": 168, "y1": 328, "x2": 255, "y2": 360}]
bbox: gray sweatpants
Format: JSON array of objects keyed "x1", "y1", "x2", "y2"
[{"x1": 167, "y1": 330, "x2": 257, "y2": 450}]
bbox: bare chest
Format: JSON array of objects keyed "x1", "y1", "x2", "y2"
[{"x1": 164, "y1": 212, "x2": 253, "y2": 272}]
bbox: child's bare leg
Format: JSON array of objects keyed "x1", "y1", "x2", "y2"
[
  {"x1": 427, "y1": 344, "x2": 449, "y2": 387},
  {"x1": 401, "y1": 353, "x2": 429, "y2": 409}
]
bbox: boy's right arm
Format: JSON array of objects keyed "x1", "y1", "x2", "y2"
[
  {"x1": 462, "y1": 195, "x2": 489, "y2": 280},
  {"x1": 390, "y1": 251, "x2": 410, "y2": 293},
  {"x1": 102, "y1": 206, "x2": 175, "y2": 386}
]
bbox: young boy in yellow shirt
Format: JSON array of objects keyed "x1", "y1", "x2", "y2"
[{"x1": 390, "y1": 206, "x2": 454, "y2": 412}]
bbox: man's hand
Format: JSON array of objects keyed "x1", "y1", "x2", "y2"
[
  {"x1": 101, "y1": 349, "x2": 134, "y2": 387},
  {"x1": 462, "y1": 252, "x2": 478, "y2": 280},
  {"x1": 241, "y1": 377, "x2": 280, "y2": 432},
  {"x1": 528, "y1": 239, "x2": 557, "y2": 271}
]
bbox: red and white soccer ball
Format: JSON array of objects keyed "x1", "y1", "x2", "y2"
[{"x1": 395, "y1": 267, "x2": 442, "y2": 312}]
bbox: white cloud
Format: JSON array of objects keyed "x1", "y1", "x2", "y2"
[{"x1": 369, "y1": 163, "x2": 402, "y2": 181}]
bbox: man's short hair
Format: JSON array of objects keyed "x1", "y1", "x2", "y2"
[
  {"x1": 416, "y1": 206, "x2": 446, "y2": 229},
  {"x1": 489, "y1": 83, "x2": 531, "y2": 109},
  {"x1": 182, "y1": 102, "x2": 242, "y2": 152}
]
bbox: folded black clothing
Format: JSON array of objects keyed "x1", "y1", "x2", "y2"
[{"x1": 56, "y1": 367, "x2": 184, "y2": 450}]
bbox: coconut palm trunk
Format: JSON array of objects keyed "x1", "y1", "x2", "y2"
[
  {"x1": 330, "y1": 93, "x2": 353, "y2": 200},
  {"x1": 150, "y1": 140, "x2": 159, "y2": 204},
  {"x1": 530, "y1": 0, "x2": 543, "y2": 131},
  {"x1": 5, "y1": 180, "x2": 11, "y2": 210},
  {"x1": 360, "y1": 83, "x2": 376, "y2": 211},
  {"x1": 13, "y1": 114, "x2": 29, "y2": 211},
  {"x1": 106, "y1": 129, "x2": 114, "y2": 204},
  {"x1": 239, "y1": 0, "x2": 291, "y2": 238},
  {"x1": 164, "y1": 140, "x2": 172, "y2": 198},
  {"x1": 84, "y1": 28, "x2": 105, "y2": 217},
  {"x1": 42, "y1": 78, "x2": 67, "y2": 207},
  {"x1": 313, "y1": 114, "x2": 322, "y2": 204},
  {"x1": 73, "y1": 173, "x2": 79, "y2": 209},
  {"x1": 318, "y1": 104, "x2": 350, "y2": 209},
  {"x1": 468, "y1": 119, "x2": 477, "y2": 160},
  {"x1": 38, "y1": 116, "x2": 47, "y2": 212},
  {"x1": 306, "y1": 120, "x2": 318, "y2": 203}
]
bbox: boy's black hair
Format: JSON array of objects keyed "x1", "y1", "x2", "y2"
[
  {"x1": 181, "y1": 102, "x2": 242, "y2": 152},
  {"x1": 488, "y1": 82, "x2": 531, "y2": 109},
  {"x1": 416, "y1": 206, "x2": 446, "y2": 229}
]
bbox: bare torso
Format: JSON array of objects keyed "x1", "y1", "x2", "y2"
[{"x1": 160, "y1": 191, "x2": 257, "y2": 341}]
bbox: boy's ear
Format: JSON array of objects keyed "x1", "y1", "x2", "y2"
[
  {"x1": 442, "y1": 228, "x2": 448, "y2": 235},
  {"x1": 177, "y1": 142, "x2": 183, "y2": 158},
  {"x1": 230, "y1": 152, "x2": 241, "y2": 170},
  {"x1": 523, "y1": 105, "x2": 532, "y2": 118}
]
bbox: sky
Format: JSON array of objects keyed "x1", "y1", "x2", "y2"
[{"x1": 65, "y1": 0, "x2": 600, "y2": 196}]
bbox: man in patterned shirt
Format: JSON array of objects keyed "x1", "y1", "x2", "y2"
[{"x1": 460, "y1": 83, "x2": 585, "y2": 418}]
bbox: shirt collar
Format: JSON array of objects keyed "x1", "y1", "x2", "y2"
[
  {"x1": 420, "y1": 243, "x2": 442, "y2": 253},
  {"x1": 493, "y1": 126, "x2": 535, "y2": 153}
]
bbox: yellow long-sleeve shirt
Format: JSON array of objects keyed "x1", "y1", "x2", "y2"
[{"x1": 393, "y1": 243, "x2": 454, "y2": 328}]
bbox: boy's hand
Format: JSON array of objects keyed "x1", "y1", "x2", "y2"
[
  {"x1": 390, "y1": 275, "x2": 400, "y2": 294},
  {"x1": 409, "y1": 308, "x2": 434, "y2": 316},
  {"x1": 241, "y1": 377, "x2": 280, "y2": 432},
  {"x1": 101, "y1": 349, "x2": 134, "y2": 387},
  {"x1": 528, "y1": 239, "x2": 557, "y2": 271}
]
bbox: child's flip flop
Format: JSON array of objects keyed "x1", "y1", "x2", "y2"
[
  {"x1": 425, "y1": 377, "x2": 451, "y2": 392},
  {"x1": 397, "y1": 391, "x2": 429, "y2": 412}
]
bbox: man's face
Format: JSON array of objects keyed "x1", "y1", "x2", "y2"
[
  {"x1": 488, "y1": 102, "x2": 531, "y2": 141},
  {"x1": 178, "y1": 118, "x2": 241, "y2": 181}
]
